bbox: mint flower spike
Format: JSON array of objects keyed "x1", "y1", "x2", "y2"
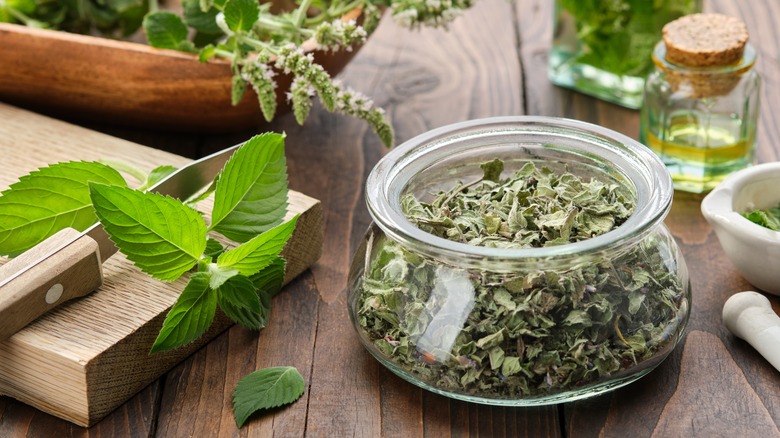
[
  {"x1": 332, "y1": 80, "x2": 394, "y2": 148},
  {"x1": 275, "y1": 44, "x2": 337, "y2": 112},
  {"x1": 391, "y1": 0, "x2": 474, "y2": 29},
  {"x1": 314, "y1": 19, "x2": 368, "y2": 52},
  {"x1": 242, "y1": 61, "x2": 278, "y2": 122},
  {"x1": 271, "y1": 43, "x2": 395, "y2": 147},
  {"x1": 288, "y1": 77, "x2": 315, "y2": 125}
]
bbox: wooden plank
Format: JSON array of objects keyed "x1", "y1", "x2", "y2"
[
  {"x1": 0, "y1": 103, "x2": 323, "y2": 427},
  {"x1": 516, "y1": 1, "x2": 780, "y2": 436}
]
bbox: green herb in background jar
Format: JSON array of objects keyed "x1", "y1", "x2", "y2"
[
  {"x1": 355, "y1": 160, "x2": 687, "y2": 399},
  {"x1": 549, "y1": 0, "x2": 701, "y2": 109},
  {"x1": 742, "y1": 203, "x2": 780, "y2": 231}
]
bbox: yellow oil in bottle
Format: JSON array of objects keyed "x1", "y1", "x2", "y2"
[{"x1": 642, "y1": 112, "x2": 755, "y2": 193}]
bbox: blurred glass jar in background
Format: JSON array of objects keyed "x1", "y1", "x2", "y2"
[
  {"x1": 639, "y1": 13, "x2": 761, "y2": 194},
  {"x1": 549, "y1": 0, "x2": 701, "y2": 109}
]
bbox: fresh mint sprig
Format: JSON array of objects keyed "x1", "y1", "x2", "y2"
[
  {"x1": 0, "y1": 132, "x2": 306, "y2": 428},
  {"x1": 86, "y1": 133, "x2": 297, "y2": 353}
]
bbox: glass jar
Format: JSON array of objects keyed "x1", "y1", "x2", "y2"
[
  {"x1": 640, "y1": 41, "x2": 761, "y2": 194},
  {"x1": 347, "y1": 117, "x2": 691, "y2": 405},
  {"x1": 548, "y1": 0, "x2": 701, "y2": 109}
]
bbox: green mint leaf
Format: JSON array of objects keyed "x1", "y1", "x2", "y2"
[
  {"x1": 198, "y1": 44, "x2": 217, "y2": 62},
  {"x1": 249, "y1": 256, "x2": 285, "y2": 297},
  {"x1": 223, "y1": 0, "x2": 259, "y2": 32},
  {"x1": 151, "y1": 272, "x2": 217, "y2": 353},
  {"x1": 199, "y1": 0, "x2": 212, "y2": 12},
  {"x1": 176, "y1": 40, "x2": 198, "y2": 54},
  {"x1": 233, "y1": 366, "x2": 305, "y2": 428},
  {"x1": 6, "y1": 0, "x2": 36, "y2": 15},
  {"x1": 210, "y1": 133, "x2": 289, "y2": 242},
  {"x1": 0, "y1": 161, "x2": 126, "y2": 256},
  {"x1": 144, "y1": 11, "x2": 189, "y2": 49},
  {"x1": 185, "y1": 179, "x2": 218, "y2": 205},
  {"x1": 89, "y1": 183, "x2": 208, "y2": 281},
  {"x1": 183, "y1": 0, "x2": 221, "y2": 34},
  {"x1": 206, "y1": 262, "x2": 239, "y2": 289},
  {"x1": 114, "y1": 2, "x2": 146, "y2": 37},
  {"x1": 216, "y1": 215, "x2": 298, "y2": 276},
  {"x1": 140, "y1": 165, "x2": 178, "y2": 191},
  {"x1": 742, "y1": 206, "x2": 780, "y2": 231},
  {"x1": 216, "y1": 274, "x2": 269, "y2": 329},
  {"x1": 205, "y1": 238, "x2": 226, "y2": 259}
]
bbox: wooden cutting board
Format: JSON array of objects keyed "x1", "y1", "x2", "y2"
[{"x1": 0, "y1": 103, "x2": 323, "y2": 426}]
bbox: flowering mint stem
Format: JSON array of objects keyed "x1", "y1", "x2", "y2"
[{"x1": 293, "y1": 0, "x2": 314, "y2": 28}]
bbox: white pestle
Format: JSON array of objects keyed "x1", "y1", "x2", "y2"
[{"x1": 722, "y1": 291, "x2": 780, "y2": 373}]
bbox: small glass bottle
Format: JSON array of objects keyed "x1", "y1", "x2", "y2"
[
  {"x1": 548, "y1": 0, "x2": 702, "y2": 109},
  {"x1": 640, "y1": 13, "x2": 761, "y2": 193}
]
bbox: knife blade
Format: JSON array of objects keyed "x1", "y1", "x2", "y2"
[{"x1": 0, "y1": 145, "x2": 239, "y2": 342}]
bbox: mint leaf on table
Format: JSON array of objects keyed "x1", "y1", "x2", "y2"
[
  {"x1": 89, "y1": 183, "x2": 208, "y2": 281},
  {"x1": 151, "y1": 272, "x2": 217, "y2": 353},
  {"x1": 0, "y1": 161, "x2": 126, "y2": 256},
  {"x1": 232, "y1": 366, "x2": 305, "y2": 428},
  {"x1": 210, "y1": 133, "x2": 289, "y2": 243},
  {"x1": 223, "y1": 0, "x2": 260, "y2": 33}
]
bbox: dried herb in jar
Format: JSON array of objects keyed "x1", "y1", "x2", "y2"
[{"x1": 356, "y1": 160, "x2": 687, "y2": 398}]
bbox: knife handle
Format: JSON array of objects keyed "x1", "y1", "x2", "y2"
[{"x1": 0, "y1": 228, "x2": 103, "y2": 342}]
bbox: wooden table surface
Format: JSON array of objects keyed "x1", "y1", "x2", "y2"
[{"x1": 1, "y1": 0, "x2": 779, "y2": 436}]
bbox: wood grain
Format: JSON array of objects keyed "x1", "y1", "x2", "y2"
[
  {"x1": 651, "y1": 331, "x2": 778, "y2": 437},
  {"x1": 0, "y1": 103, "x2": 323, "y2": 427},
  {"x1": 2, "y1": 0, "x2": 780, "y2": 436}
]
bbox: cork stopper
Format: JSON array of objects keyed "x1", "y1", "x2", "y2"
[
  {"x1": 655, "y1": 13, "x2": 753, "y2": 98},
  {"x1": 662, "y1": 13, "x2": 748, "y2": 67}
]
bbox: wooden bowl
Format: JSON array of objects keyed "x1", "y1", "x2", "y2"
[{"x1": 0, "y1": 8, "x2": 363, "y2": 133}]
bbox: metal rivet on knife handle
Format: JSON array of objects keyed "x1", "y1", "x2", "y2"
[{"x1": 45, "y1": 284, "x2": 64, "y2": 304}]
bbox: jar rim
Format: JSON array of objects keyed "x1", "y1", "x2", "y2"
[
  {"x1": 652, "y1": 41, "x2": 757, "y2": 74},
  {"x1": 366, "y1": 116, "x2": 673, "y2": 265}
]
